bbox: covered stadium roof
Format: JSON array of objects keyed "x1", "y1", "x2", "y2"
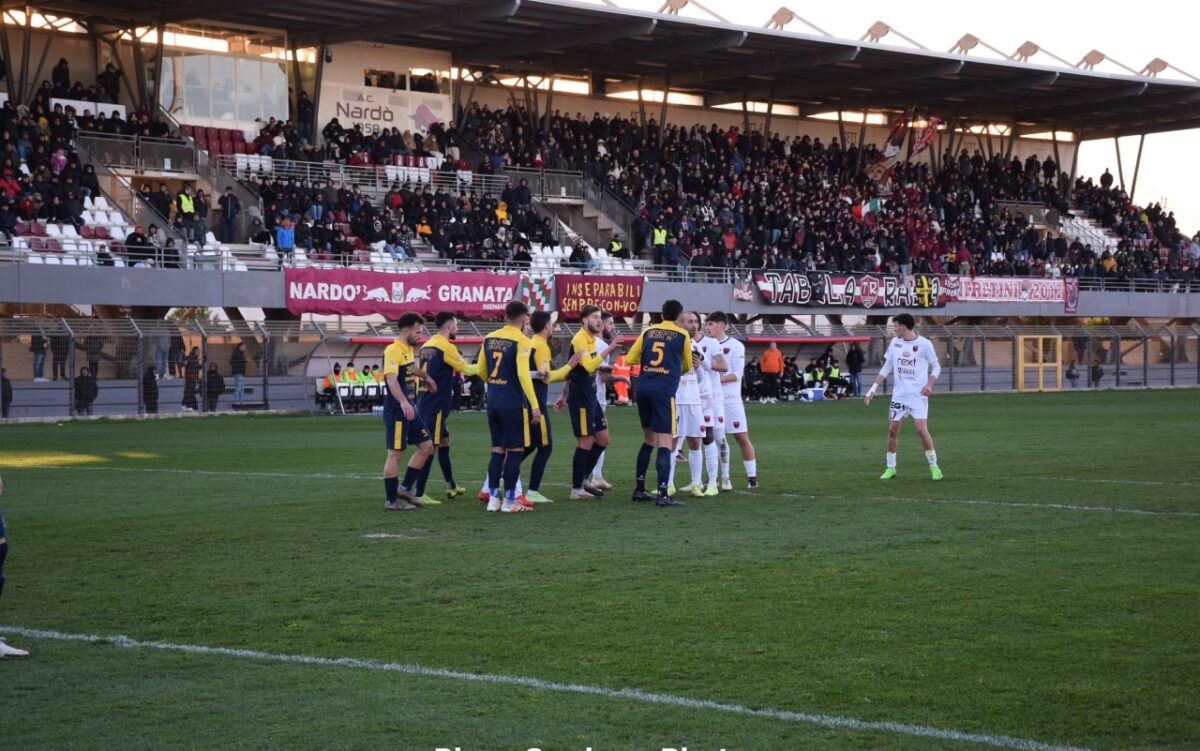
[{"x1": 39, "y1": 0, "x2": 1200, "y2": 139}]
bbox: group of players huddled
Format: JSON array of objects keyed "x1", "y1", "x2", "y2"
[{"x1": 379, "y1": 299, "x2": 760, "y2": 512}]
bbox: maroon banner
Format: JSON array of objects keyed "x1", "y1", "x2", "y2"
[
  {"x1": 555, "y1": 274, "x2": 645, "y2": 319},
  {"x1": 285, "y1": 268, "x2": 519, "y2": 317},
  {"x1": 865, "y1": 111, "x2": 911, "y2": 182}
]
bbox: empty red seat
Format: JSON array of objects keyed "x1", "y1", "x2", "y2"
[
  {"x1": 110, "y1": 240, "x2": 125, "y2": 255},
  {"x1": 94, "y1": 227, "x2": 111, "y2": 240},
  {"x1": 16, "y1": 220, "x2": 29, "y2": 235},
  {"x1": 180, "y1": 124, "x2": 195, "y2": 136},
  {"x1": 80, "y1": 225, "x2": 95, "y2": 239},
  {"x1": 29, "y1": 237, "x2": 46, "y2": 251},
  {"x1": 45, "y1": 238, "x2": 62, "y2": 252},
  {"x1": 31, "y1": 222, "x2": 47, "y2": 237}
]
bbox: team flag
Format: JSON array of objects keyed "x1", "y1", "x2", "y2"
[{"x1": 518, "y1": 273, "x2": 555, "y2": 312}]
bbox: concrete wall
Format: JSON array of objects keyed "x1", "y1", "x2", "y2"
[{"x1": 3, "y1": 264, "x2": 1197, "y2": 318}]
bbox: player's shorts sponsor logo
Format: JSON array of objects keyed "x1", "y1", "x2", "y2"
[{"x1": 891, "y1": 402, "x2": 904, "y2": 410}]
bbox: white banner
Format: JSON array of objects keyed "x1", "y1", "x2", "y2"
[
  {"x1": 322, "y1": 86, "x2": 450, "y2": 136},
  {"x1": 944, "y1": 276, "x2": 1069, "y2": 305}
]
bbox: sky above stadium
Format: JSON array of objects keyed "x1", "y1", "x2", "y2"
[{"x1": 597, "y1": 0, "x2": 1200, "y2": 235}]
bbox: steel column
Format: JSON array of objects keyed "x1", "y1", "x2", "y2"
[
  {"x1": 311, "y1": 46, "x2": 326, "y2": 143},
  {"x1": 1130, "y1": 133, "x2": 1146, "y2": 201},
  {"x1": 1113, "y1": 136, "x2": 1126, "y2": 192},
  {"x1": 658, "y1": 73, "x2": 670, "y2": 148}
]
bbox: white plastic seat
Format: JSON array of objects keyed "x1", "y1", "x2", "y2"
[
  {"x1": 83, "y1": 196, "x2": 96, "y2": 211},
  {"x1": 45, "y1": 223, "x2": 62, "y2": 238},
  {"x1": 27, "y1": 253, "x2": 43, "y2": 264},
  {"x1": 93, "y1": 196, "x2": 111, "y2": 212},
  {"x1": 62, "y1": 224, "x2": 80, "y2": 239}
]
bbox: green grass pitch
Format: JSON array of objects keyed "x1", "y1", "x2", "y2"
[{"x1": 0, "y1": 390, "x2": 1197, "y2": 750}]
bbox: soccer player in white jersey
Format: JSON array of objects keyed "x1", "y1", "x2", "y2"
[
  {"x1": 863, "y1": 312, "x2": 944, "y2": 480},
  {"x1": 667, "y1": 312, "x2": 707, "y2": 498},
  {"x1": 705, "y1": 311, "x2": 758, "y2": 489},
  {"x1": 588, "y1": 311, "x2": 624, "y2": 491},
  {"x1": 692, "y1": 311, "x2": 727, "y2": 495}
]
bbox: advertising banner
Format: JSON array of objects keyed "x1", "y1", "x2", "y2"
[{"x1": 285, "y1": 268, "x2": 519, "y2": 317}]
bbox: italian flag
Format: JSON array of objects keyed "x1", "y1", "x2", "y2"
[{"x1": 852, "y1": 198, "x2": 882, "y2": 222}]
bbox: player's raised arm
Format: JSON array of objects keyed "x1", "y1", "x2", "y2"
[
  {"x1": 447, "y1": 346, "x2": 479, "y2": 378},
  {"x1": 516, "y1": 340, "x2": 541, "y2": 422}
]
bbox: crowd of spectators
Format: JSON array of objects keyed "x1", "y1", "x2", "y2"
[{"x1": 455, "y1": 104, "x2": 1200, "y2": 284}]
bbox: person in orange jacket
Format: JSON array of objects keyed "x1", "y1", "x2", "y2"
[
  {"x1": 611, "y1": 354, "x2": 632, "y2": 404},
  {"x1": 760, "y1": 342, "x2": 784, "y2": 403}
]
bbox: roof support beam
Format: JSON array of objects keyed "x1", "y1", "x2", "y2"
[
  {"x1": 833, "y1": 71, "x2": 1059, "y2": 111},
  {"x1": 293, "y1": 0, "x2": 521, "y2": 48},
  {"x1": 463, "y1": 18, "x2": 656, "y2": 62},
  {"x1": 707, "y1": 60, "x2": 964, "y2": 107},
  {"x1": 633, "y1": 30, "x2": 747, "y2": 61},
  {"x1": 608, "y1": 45, "x2": 859, "y2": 96},
  {"x1": 1014, "y1": 82, "x2": 1149, "y2": 117},
  {"x1": 159, "y1": 0, "x2": 295, "y2": 25}
]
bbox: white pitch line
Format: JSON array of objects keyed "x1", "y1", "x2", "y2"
[
  {"x1": 0, "y1": 625, "x2": 1094, "y2": 751},
  {"x1": 360, "y1": 533, "x2": 421, "y2": 540},
  {"x1": 18, "y1": 465, "x2": 1198, "y2": 519},
  {"x1": 961, "y1": 474, "x2": 1199, "y2": 489}
]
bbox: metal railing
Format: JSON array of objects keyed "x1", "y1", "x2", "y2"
[
  {"x1": 497, "y1": 166, "x2": 585, "y2": 200},
  {"x1": 75, "y1": 132, "x2": 196, "y2": 174},
  {"x1": 216, "y1": 155, "x2": 510, "y2": 198}
]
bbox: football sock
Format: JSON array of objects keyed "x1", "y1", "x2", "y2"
[
  {"x1": 572, "y1": 447, "x2": 590, "y2": 490},
  {"x1": 667, "y1": 443, "x2": 679, "y2": 488},
  {"x1": 585, "y1": 443, "x2": 606, "y2": 480},
  {"x1": 925, "y1": 450, "x2": 938, "y2": 467},
  {"x1": 487, "y1": 452, "x2": 504, "y2": 494},
  {"x1": 689, "y1": 449, "x2": 703, "y2": 487},
  {"x1": 704, "y1": 441, "x2": 719, "y2": 485},
  {"x1": 528, "y1": 444, "x2": 552, "y2": 492},
  {"x1": 502, "y1": 450, "x2": 525, "y2": 494},
  {"x1": 656, "y1": 447, "x2": 672, "y2": 495},
  {"x1": 415, "y1": 458, "x2": 434, "y2": 497},
  {"x1": 886, "y1": 452, "x2": 898, "y2": 469},
  {"x1": 384, "y1": 477, "x2": 399, "y2": 503},
  {"x1": 438, "y1": 446, "x2": 455, "y2": 487},
  {"x1": 635, "y1": 442, "x2": 654, "y2": 491},
  {"x1": 591, "y1": 448, "x2": 606, "y2": 480},
  {"x1": 744, "y1": 459, "x2": 757, "y2": 479},
  {"x1": 719, "y1": 438, "x2": 730, "y2": 479},
  {"x1": 400, "y1": 465, "x2": 420, "y2": 491}
]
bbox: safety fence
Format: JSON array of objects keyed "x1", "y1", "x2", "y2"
[{"x1": 2, "y1": 319, "x2": 1197, "y2": 420}]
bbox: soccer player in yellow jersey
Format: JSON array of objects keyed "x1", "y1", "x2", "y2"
[
  {"x1": 381, "y1": 313, "x2": 436, "y2": 511},
  {"x1": 412, "y1": 311, "x2": 480, "y2": 504},
  {"x1": 626, "y1": 299, "x2": 692, "y2": 506},
  {"x1": 526, "y1": 311, "x2": 584, "y2": 504},
  {"x1": 558, "y1": 305, "x2": 610, "y2": 500},
  {"x1": 475, "y1": 300, "x2": 541, "y2": 513}
]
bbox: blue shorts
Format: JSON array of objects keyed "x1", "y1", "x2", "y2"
[
  {"x1": 527, "y1": 404, "x2": 551, "y2": 448},
  {"x1": 0, "y1": 503, "x2": 6, "y2": 539},
  {"x1": 419, "y1": 405, "x2": 452, "y2": 443},
  {"x1": 488, "y1": 407, "x2": 530, "y2": 450},
  {"x1": 568, "y1": 395, "x2": 608, "y2": 438},
  {"x1": 637, "y1": 391, "x2": 676, "y2": 434},
  {"x1": 384, "y1": 405, "x2": 431, "y2": 451}
]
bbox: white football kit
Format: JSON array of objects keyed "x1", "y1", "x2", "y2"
[
  {"x1": 698, "y1": 335, "x2": 727, "y2": 433},
  {"x1": 878, "y1": 335, "x2": 941, "y2": 421},
  {"x1": 718, "y1": 336, "x2": 749, "y2": 433},
  {"x1": 674, "y1": 339, "x2": 706, "y2": 439}
]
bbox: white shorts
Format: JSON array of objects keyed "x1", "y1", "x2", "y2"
[
  {"x1": 675, "y1": 403, "x2": 704, "y2": 439},
  {"x1": 888, "y1": 397, "x2": 929, "y2": 422},
  {"x1": 722, "y1": 398, "x2": 749, "y2": 434}
]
